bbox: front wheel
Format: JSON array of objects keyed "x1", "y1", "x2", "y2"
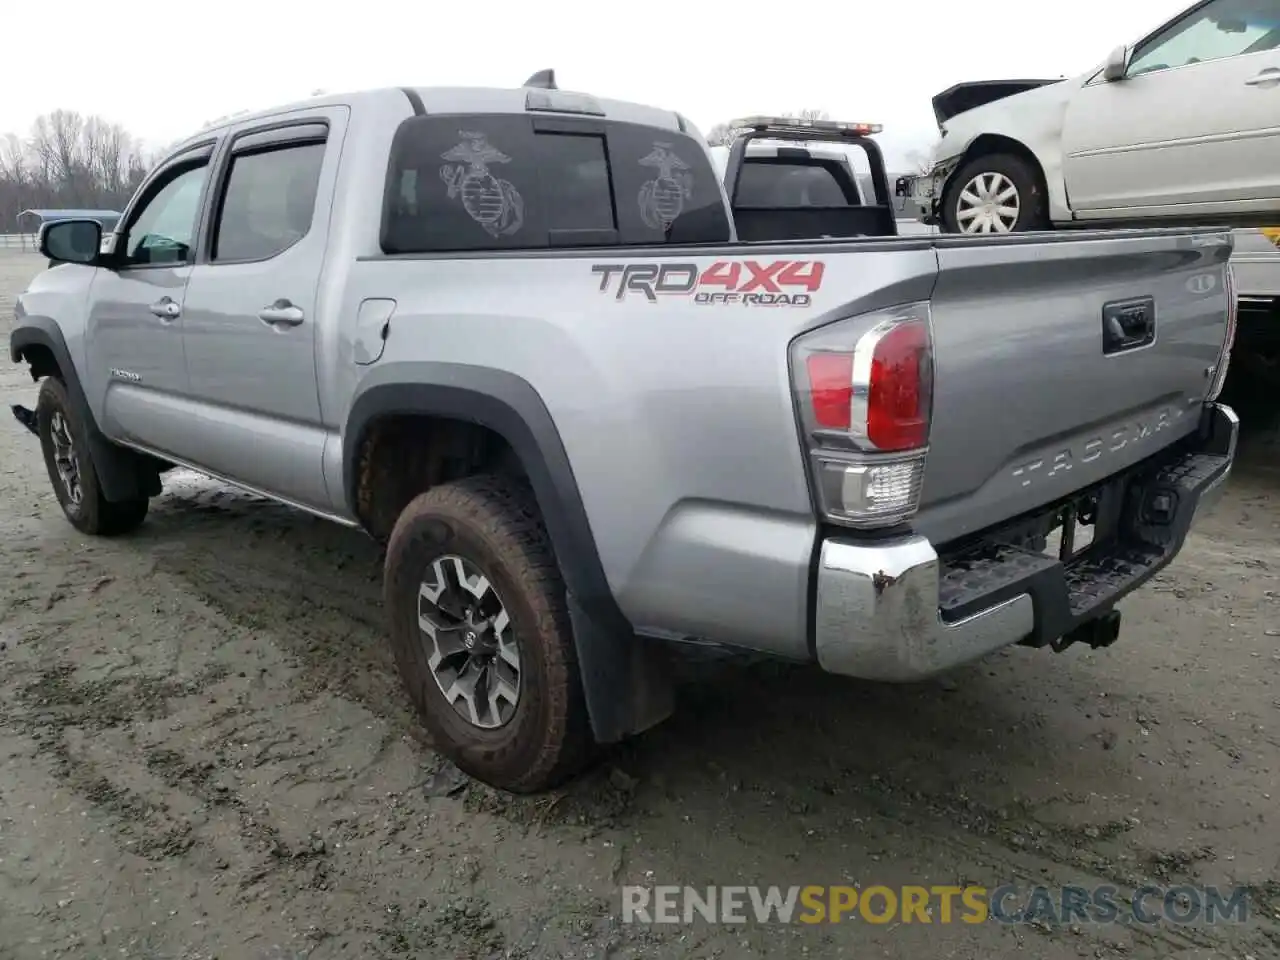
[
  {"x1": 36, "y1": 377, "x2": 149, "y2": 536},
  {"x1": 383, "y1": 474, "x2": 594, "y2": 793},
  {"x1": 941, "y1": 153, "x2": 1050, "y2": 234}
]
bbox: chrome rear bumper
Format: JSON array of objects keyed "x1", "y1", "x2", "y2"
[{"x1": 813, "y1": 403, "x2": 1238, "y2": 682}]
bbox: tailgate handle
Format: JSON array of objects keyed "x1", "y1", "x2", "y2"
[{"x1": 1102, "y1": 297, "x2": 1156, "y2": 355}]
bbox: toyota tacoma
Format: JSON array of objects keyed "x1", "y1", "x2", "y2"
[{"x1": 9, "y1": 75, "x2": 1240, "y2": 793}]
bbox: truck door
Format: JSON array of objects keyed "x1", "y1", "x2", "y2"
[
  {"x1": 1062, "y1": 0, "x2": 1280, "y2": 215},
  {"x1": 85, "y1": 147, "x2": 212, "y2": 447},
  {"x1": 176, "y1": 108, "x2": 348, "y2": 511}
]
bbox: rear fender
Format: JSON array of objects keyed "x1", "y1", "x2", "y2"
[{"x1": 343, "y1": 363, "x2": 673, "y2": 745}]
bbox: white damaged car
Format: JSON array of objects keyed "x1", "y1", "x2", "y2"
[{"x1": 911, "y1": 0, "x2": 1280, "y2": 234}]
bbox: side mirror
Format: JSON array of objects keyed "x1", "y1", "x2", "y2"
[
  {"x1": 1102, "y1": 45, "x2": 1130, "y2": 82},
  {"x1": 39, "y1": 219, "x2": 102, "y2": 265}
]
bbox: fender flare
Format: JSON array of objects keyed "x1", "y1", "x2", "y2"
[
  {"x1": 9, "y1": 319, "x2": 159, "y2": 502},
  {"x1": 344, "y1": 363, "x2": 653, "y2": 743},
  {"x1": 947, "y1": 130, "x2": 1067, "y2": 224}
]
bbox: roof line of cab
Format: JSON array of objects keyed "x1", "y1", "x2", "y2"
[{"x1": 167, "y1": 82, "x2": 698, "y2": 160}]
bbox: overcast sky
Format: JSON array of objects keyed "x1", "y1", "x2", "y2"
[{"x1": 5, "y1": 0, "x2": 1190, "y2": 167}]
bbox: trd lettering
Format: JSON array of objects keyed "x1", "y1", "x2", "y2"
[{"x1": 593, "y1": 259, "x2": 825, "y2": 306}]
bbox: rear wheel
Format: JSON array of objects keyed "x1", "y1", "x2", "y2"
[
  {"x1": 942, "y1": 153, "x2": 1050, "y2": 234},
  {"x1": 383, "y1": 474, "x2": 594, "y2": 793},
  {"x1": 36, "y1": 377, "x2": 149, "y2": 536}
]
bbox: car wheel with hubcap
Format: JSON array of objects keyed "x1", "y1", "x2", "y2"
[
  {"x1": 383, "y1": 474, "x2": 593, "y2": 793},
  {"x1": 942, "y1": 153, "x2": 1049, "y2": 234}
]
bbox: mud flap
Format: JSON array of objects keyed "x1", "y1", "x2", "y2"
[
  {"x1": 568, "y1": 593, "x2": 674, "y2": 744},
  {"x1": 11, "y1": 405, "x2": 38, "y2": 436}
]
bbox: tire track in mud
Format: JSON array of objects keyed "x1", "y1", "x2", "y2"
[
  {"x1": 6, "y1": 661, "x2": 232, "y2": 862},
  {"x1": 805, "y1": 765, "x2": 1280, "y2": 957},
  {"x1": 3, "y1": 630, "x2": 335, "y2": 882}
]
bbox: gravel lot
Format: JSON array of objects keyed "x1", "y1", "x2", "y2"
[{"x1": 1, "y1": 251, "x2": 1278, "y2": 960}]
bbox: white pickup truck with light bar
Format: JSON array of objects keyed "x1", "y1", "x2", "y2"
[
  {"x1": 10, "y1": 85, "x2": 1239, "y2": 793},
  {"x1": 708, "y1": 118, "x2": 882, "y2": 222}
]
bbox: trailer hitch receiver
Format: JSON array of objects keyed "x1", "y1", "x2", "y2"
[{"x1": 1052, "y1": 609, "x2": 1122, "y2": 653}]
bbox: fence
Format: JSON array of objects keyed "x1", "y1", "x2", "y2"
[{"x1": 0, "y1": 234, "x2": 39, "y2": 251}]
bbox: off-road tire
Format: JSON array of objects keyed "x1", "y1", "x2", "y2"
[
  {"x1": 942, "y1": 152, "x2": 1050, "y2": 234},
  {"x1": 384, "y1": 474, "x2": 594, "y2": 793},
  {"x1": 36, "y1": 377, "x2": 149, "y2": 536}
]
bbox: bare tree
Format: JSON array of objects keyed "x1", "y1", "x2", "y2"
[
  {"x1": 0, "y1": 134, "x2": 27, "y2": 187},
  {"x1": 0, "y1": 110, "x2": 154, "y2": 232}
]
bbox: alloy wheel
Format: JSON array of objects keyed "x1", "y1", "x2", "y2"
[
  {"x1": 49, "y1": 411, "x2": 83, "y2": 505},
  {"x1": 418, "y1": 554, "x2": 521, "y2": 729}
]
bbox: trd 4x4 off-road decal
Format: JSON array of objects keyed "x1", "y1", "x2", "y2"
[
  {"x1": 440, "y1": 131, "x2": 525, "y2": 238},
  {"x1": 592, "y1": 259, "x2": 825, "y2": 307},
  {"x1": 638, "y1": 143, "x2": 693, "y2": 231}
]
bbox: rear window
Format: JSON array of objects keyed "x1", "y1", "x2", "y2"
[
  {"x1": 734, "y1": 159, "x2": 858, "y2": 208},
  {"x1": 381, "y1": 114, "x2": 731, "y2": 253},
  {"x1": 539, "y1": 132, "x2": 614, "y2": 232}
]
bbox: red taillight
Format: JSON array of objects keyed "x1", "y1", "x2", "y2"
[
  {"x1": 791, "y1": 302, "x2": 934, "y2": 529},
  {"x1": 866, "y1": 321, "x2": 931, "y2": 451},
  {"x1": 806, "y1": 353, "x2": 854, "y2": 429}
]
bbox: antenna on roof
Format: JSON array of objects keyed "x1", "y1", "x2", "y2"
[{"x1": 523, "y1": 69, "x2": 557, "y2": 90}]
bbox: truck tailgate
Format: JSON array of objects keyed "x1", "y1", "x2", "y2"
[{"x1": 915, "y1": 229, "x2": 1233, "y2": 546}]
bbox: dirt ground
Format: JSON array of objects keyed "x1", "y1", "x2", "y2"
[{"x1": 0, "y1": 250, "x2": 1278, "y2": 960}]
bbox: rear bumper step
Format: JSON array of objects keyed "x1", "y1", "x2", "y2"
[{"x1": 813, "y1": 403, "x2": 1237, "y2": 682}]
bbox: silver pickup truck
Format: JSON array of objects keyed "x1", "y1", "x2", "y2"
[{"x1": 9, "y1": 77, "x2": 1240, "y2": 793}]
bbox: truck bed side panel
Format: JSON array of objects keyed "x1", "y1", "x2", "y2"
[{"x1": 343, "y1": 245, "x2": 938, "y2": 656}]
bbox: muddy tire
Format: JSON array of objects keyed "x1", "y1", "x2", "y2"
[
  {"x1": 941, "y1": 152, "x2": 1050, "y2": 234},
  {"x1": 36, "y1": 377, "x2": 149, "y2": 536},
  {"x1": 383, "y1": 474, "x2": 594, "y2": 793}
]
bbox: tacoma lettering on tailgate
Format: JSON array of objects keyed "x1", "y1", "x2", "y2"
[
  {"x1": 592, "y1": 260, "x2": 824, "y2": 306},
  {"x1": 1010, "y1": 405, "x2": 1190, "y2": 489}
]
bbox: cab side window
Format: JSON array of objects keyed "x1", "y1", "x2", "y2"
[
  {"x1": 1129, "y1": 0, "x2": 1280, "y2": 76},
  {"x1": 122, "y1": 162, "x2": 209, "y2": 267},
  {"x1": 212, "y1": 141, "x2": 326, "y2": 262}
]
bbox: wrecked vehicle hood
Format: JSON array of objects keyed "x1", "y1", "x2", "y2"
[{"x1": 931, "y1": 79, "x2": 1065, "y2": 126}]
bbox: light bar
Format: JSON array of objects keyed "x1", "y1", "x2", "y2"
[{"x1": 731, "y1": 116, "x2": 883, "y2": 137}]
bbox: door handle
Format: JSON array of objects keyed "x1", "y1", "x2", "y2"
[
  {"x1": 149, "y1": 297, "x2": 181, "y2": 320},
  {"x1": 1245, "y1": 69, "x2": 1280, "y2": 85},
  {"x1": 258, "y1": 299, "x2": 305, "y2": 327}
]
